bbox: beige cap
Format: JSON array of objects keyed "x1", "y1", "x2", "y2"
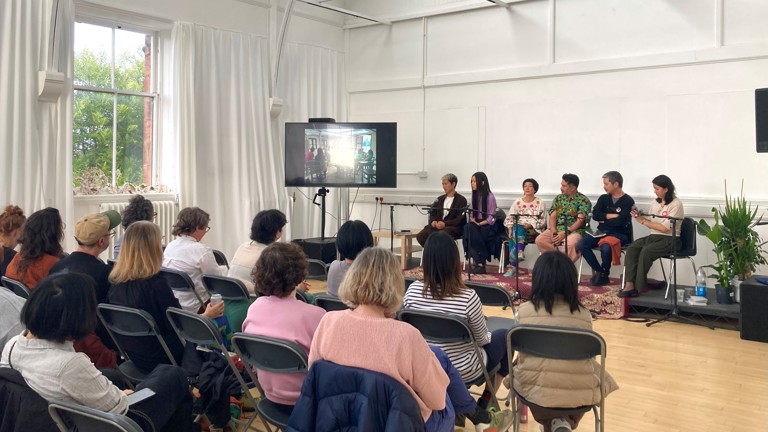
[{"x1": 74, "y1": 210, "x2": 121, "y2": 245}]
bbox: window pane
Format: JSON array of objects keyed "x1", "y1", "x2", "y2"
[
  {"x1": 74, "y1": 23, "x2": 113, "y2": 88},
  {"x1": 115, "y1": 29, "x2": 152, "y2": 92},
  {"x1": 116, "y1": 94, "x2": 153, "y2": 185},
  {"x1": 73, "y1": 90, "x2": 115, "y2": 185}
]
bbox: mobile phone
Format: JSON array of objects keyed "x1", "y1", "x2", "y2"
[{"x1": 127, "y1": 388, "x2": 156, "y2": 405}]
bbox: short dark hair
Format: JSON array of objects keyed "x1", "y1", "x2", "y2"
[
  {"x1": 251, "y1": 210, "x2": 287, "y2": 244},
  {"x1": 17, "y1": 207, "x2": 63, "y2": 281},
  {"x1": 422, "y1": 231, "x2": 465, "y2": 300},
  {"x1": 530, "y1": 251, "x2": 582, "y2": 314},
  {"x1": 121, "y1": 195, "x2": 155, "y2": 229},
  {"x1": 253, "y1": 242, "x2": 307, "y2": 298},
  {"x1": 336, "y1": 220, "x2": 373, "y2": 260},
  {"x1": 522, "y1": 178, "x2": 539, "y2": 193},
  {"x1": 172, "y1": 207, "x2": 210, "y2": 236},
  {"x1": 603, "y1": 171, "x2": 623, "y2": 188},
  {"x1": 652, "y1": 175, "x2": 676, "y2": 204},
  {"x1": 21, "y1": 272, "x2": 97, "y2": 343},
  {"x1": 562, "y1": 173, "x2": 580, "y2": 188}
]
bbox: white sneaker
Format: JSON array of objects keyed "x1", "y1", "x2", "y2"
[{"x1": 551, "y1": 418, "x2": 572, "y2": 432}]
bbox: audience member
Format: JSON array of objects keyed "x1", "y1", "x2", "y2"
[
  {"x1": 114, "y1": 194, "x2": 155, "y2": 259},
  {"x1": 0, "y1": 288, "x2": 25, "y2": 349},
  {"x1": 463, "y1": 171, "x2": 498, "y2": 274},
  {"x1": 326, "y1": 220, "x2": 373, "y2": 297},
  {"x1": 241, "y1": 242, "x2": 325, "y2": 413},
  {"x1": 163, "y1": 207, "x2": 226, "y2": 311},
  {"x1": 535, "y1": 174, "x2": 592, "y2": 262},
  {"x1": 577, "y1": 171, "x2": 635, "y2": 286},
  {"x1": 5, "y1": 207, "x2": 64, "y2": 289},
  {"x1": 0, "y1": 205, "x2": 26, "y2": 278},
  {"x1": 1, "y1": 272, "x2": 197, "y2": 432},
  {"x1": 416, "y1": 173, "x2": 468, "y2": 247},
  {"x1": 228, "y1": 209, "x2": 286, "y2": 294},
  {"x1": 620, "y1": 175, "x2": 684, "y2": 297},
  {"x1": 503, "y1": 178, "x2": 546, "y2": 277},
  {"x1": 513, "y1": 251, "x2": 618, "y2": 432}
]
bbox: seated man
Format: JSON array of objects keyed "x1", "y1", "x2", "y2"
[
  {"x1": 535, "y1": 173, "x2": 591, "y2": 263},
  {"x1": 577, "y1": 171, "x2": 634, "y2": 286},
  {"x1": 416, "y1": 173, "x2": 468, "y2": 247}
]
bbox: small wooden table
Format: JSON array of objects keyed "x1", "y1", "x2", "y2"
[{"x1": 372, "y1": 229, "x2": 422, "y2": 269}]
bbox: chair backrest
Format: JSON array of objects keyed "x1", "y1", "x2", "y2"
[
  {"x1": 48, "y1": 399, "x2": 143, "y2": 432},
  {"x1": 1, "y1": 276, "x2": 30, "y2": 299},
  {"x1": 96, "y1": 304, "x2": 177, "y2": 366},
  {"x1": 212, "y1": 249, "x2": 229, "y2": 268},
  {"x1": 165, "y1": 307, "x2": 225, "y2": 348},
  {"x1": 404, "y1": 276, "x2": 419, "y2": 291},
  {"x1": 314, "y1": 293, "x2": 349, "y2": 312},
  {"x1": 306, "y1": 259, "x2": 328, "y2": 280},
  {"x1": 397, "y1": 309, "x2": 473, "y2": 344},
  {"x1": 295, "y1": 289, "x2": 312, "y2": 303},
  {"x1": 677, "y1": 217, "x2": 697, "y2": 257},
  {"x1": 464, "y1": 281, "x2": 513, "y2": 308},
  {"x1": 506, "y1": 324, "x2": 605, "y2": 361},
  {"x1": 202, "y1": 275, "x2": 249, "y2": 301},
  {"x1": 231, "y1": 333, "x2": 308, "y2": 374},
  {"x1": 159, "y1": 268, "x2": 205, "y2": 309}
]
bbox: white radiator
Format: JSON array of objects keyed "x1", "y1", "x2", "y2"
[{"x1": 99, "y1": 200, "x2": 178, "y2": 259}]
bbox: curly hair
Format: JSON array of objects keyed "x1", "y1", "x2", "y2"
[
  {"x1": 252, "y1": 242, "x2": 307, "y2": 297},
  {"x1": 17, "y1": 207, "x2": 63, "y2": 278},
  {"x1": 172, "y1": 207, "x2": 210, "y2": 237},
  {"x1": 121, "y1": 195, "x2": 155, "y2": 229},
  {"x1": 0, "y1": 205, "x2": 26, "y2": 237}
]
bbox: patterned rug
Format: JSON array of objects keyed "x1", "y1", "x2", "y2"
[{"x1": 403, "y1": 265, "x2": 628, "y2": 319}]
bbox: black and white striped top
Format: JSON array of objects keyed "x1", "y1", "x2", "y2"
[{"x1": 403, "y1": 280, "x2": 491, "y2": 383}]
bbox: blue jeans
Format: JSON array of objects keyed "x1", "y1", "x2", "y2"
[
  {"x1": 578, "y1": 233, "x2": 630, "y2": 273},
  {"x1": 425, "y1": 345, "x2": 476, "y2": 432}
]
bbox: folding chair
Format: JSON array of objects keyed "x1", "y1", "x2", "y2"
[
  {"x1": 96, "y1": 304, "x2": 178, "y2": 387},
  {"x1": 165, "y1": 307, "x2": 262, "y2": 432},
  {"x1": 160, "y1": 268, "x2": 206, "y2": 311},
  {"x1": 464, "y1": 280, "x2": 517, "y2": 332},
  {"x1": 506, "y1": 325, "x2": 607, "y2": 432},
  {"x1": 231, "y1": 333, "x2": 309, "y2": 431},
  {"x1": 1, "y1": 276, "x2": 30, "y2": 299},
  {"x1": 0, "y1": 367, "x2": 59, "y2": 432},
  {"x1": 404, "y1": 276, "x2": 419, "y2": 291},
  {"x1": 314, "y1": 293, "x2": 349, "y2": 312},
  {"x1": 203, "y1": 275, "x2": 250, "y2": 301},
  {"x1": 306, "y1": 259, "x2": 328, "y2": 281},
  {"x1": 397, "y1": 309, "x2": 500, "y2": 409},
  {"x1": 658, "y1": 217, "x2": 698, "y2": 298},
  {"x1": 48, "y1": 399, "x2": 143, "y2": 432},
  {"x1": 212, "y1": 249, "x2": 229, "y2": 269},
  {"x1": 295, "y1": 289, "x2": 312, "y2": 303}
]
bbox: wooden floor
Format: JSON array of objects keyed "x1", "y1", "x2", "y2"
[{"x1": 242, "y1": 280, "x2": 768, "y2": 431}]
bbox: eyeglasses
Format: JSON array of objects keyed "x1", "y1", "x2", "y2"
[{"x1": 204, "y1": 226, "x2": 211, "y2": 232}]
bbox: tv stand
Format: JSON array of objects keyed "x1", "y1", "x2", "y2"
[{"x1": 312, "y1": 187, "x2": 330, "y2": 241}]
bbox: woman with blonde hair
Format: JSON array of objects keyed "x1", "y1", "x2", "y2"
[{"x1": 0, "y1": 205, "x2": 26, "y2": 277}]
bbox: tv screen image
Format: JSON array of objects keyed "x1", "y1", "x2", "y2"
[{"x1": 285, "y1": 122, "x2": 397, "y2": 188}]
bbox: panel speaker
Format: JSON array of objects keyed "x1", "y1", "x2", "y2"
[
  {"x1": 756, "y1": 88, "x2": 768, "y2": 153},
  {"x1": 293, "y1": 237, "x2": 337, "y2": 264},
  {"x1": 740, "y1": 277, "x2": 768, "y2": 342}
]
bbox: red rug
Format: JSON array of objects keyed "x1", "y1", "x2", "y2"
[{"x1": 404, "y1": 265, "x2": 627, "y2": 319}]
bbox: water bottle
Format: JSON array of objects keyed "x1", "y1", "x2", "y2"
[
  {"x1": 695, "y1": 268, "x2": 707, "y2": 297},
  {"x1": 209, "y1": 294, "x2": 232, "y2": 348}
]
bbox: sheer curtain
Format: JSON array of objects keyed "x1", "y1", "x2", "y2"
[
  {"x1": 275, "y1": 42, "x2": 346, "y2": 240},
  {"x1": 171, "y1": 22, "x2": 289, "y2": 258},
  {"x1": 0, "y1": 0, "x2": 74, "y2": 241}
]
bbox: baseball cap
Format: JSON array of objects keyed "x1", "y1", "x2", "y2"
[{"x1": 75, "y1": 210, "x2": 121, "y2": 245}]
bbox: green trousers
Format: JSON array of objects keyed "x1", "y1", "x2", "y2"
[{"x1": 623, "y1": 234, "x2": 680, "y2": 291}]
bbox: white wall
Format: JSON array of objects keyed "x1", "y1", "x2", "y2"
[{"x1": 344, "y1": 0, "x2": 768, "y2": 285}]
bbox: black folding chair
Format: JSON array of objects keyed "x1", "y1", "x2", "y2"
[
  {"x1": 203, "y1": 275, "x2": 250, "y2": 301},
  {"x1": 212, "y1": 249, "x2": 229, "y2": 269},
  {"x1": 397, "y1": 309, "x2": 500, "y2": 409},
  {"x1": 306, "y1": 259, "x2": 328, "y2": 281},
  {"x1": 160, "y1": 267, "x2": 206, "y2": 311},
  {"x1": 48, "y1": 399, "x2": 143, "y2": 432},
  {"x1": 96, "y1": 304, "x2": 178, "y2": 387},
  {"x1": 232, "y1": 333, "x2": 309, "y2": 431},
  {"x1": 506, "y1": 325, "x2": 607, "y2": 432},
  {"x1": 404, "y1": 276, "x2": 419, "y2": 291},
  {"x1": 1, "y1": 276, "x2": 30, "y2": 299},
  {"x1": 659, "y1": 217, "x2": 698, "y2": 298},
  {"x1": 314, "y1": 293, "x2": 349, "y2": 312},
  {"x1": 464, "y1": 280, "x2": 517, "y2": 332}
]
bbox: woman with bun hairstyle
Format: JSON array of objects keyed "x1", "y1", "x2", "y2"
[{"x1": 0, "y1": 205, "x2": 26, "y2": 278}]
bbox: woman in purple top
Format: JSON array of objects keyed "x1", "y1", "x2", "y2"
[{"x1": 463, "y1": 171, "x2": 498, "y2": 274}]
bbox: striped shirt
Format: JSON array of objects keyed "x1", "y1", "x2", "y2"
[{"x1": 403, "y1": 281, "x2": 490, "y2": 383}]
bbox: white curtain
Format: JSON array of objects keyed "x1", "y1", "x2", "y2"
[
  {"x1": 275, "y1": 42, "x2": 346, "y2": 240},
  {"x1": 0, "y1": 0, "x2": 74, "y2": 243},
  {"x1": 171, "y1": 23, "x2": 289, "y2": 258}
]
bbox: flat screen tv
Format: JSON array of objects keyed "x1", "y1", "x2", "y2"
[{"x1": 284, "y1": 122, "x2": 397, "y2": 188}]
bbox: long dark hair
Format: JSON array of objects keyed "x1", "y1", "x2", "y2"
[
  {"x1": 421, "y1": 231, "x2": 466, "y2": 300},
  {"x1": 17, "y1": 208, "x2": 63, "y2": 280},
  {"x1": 530, "y1": 251, "x2": 582, "y2": 314},
  {"x1": 652, "y1": 175, "x2": 676, "y2": 204},
  {"x1": 471, "y1": 171, "x2": 492, "y2": 219}
]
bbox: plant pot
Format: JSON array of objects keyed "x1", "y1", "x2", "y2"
[{"x1": 715, "y1": 284, "x2": 734, "y2": 305}]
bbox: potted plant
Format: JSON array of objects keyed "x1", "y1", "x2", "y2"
[{"x1": 697, "y1": 181, "x2": 768, "y2": 303}]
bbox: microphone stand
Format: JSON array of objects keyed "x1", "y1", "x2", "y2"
[
  {"x1": 505, "y1": 213, "x2": 524, "y2": 300},
  {"x1": 387, "y1": 202, "x2": 429, "y2": 254},
  {"x1": 646, "y1": 215, "x2": 714, "y2": 329}
]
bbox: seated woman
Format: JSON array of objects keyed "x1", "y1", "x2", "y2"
[
  {"x1": 114, "y1": 194, "x2": 155, "y2": 259},
  {"x1": 228, "y1": 209, "x2": 286, "y2": 294},
  {"x1": 241, "y1": 242, "x2": 325, "y2": 412},
  {"x1": 5, "y1": 207, "x2": 63, "y2": 289},
  {"x1": 0, "y1": 205, "x2": 26, "y2": 278},
  {"x1": 326, "y1": 220, "x2": 373, "y2": 297},
  {"x1": 514, "y1": 251, "x2": 618, "y2": 432},
  {"x1": 1, "y1": 272, "x2": 196, "y2": 432},
  {"x1": 503, "y1": 178, "x2": 546, "y2": 277},
  {"x1": 619, "y1": 175, "x2": 684, "y2": 298},
  {"x1": 310, "y1": 247, "x2": 512, "y2": 432},
  {"x1": 463, "y1": 172, "x2": 498, "y2": 275},
  {"x1": 404, "y1": 231, "x2": 511, "y2": 408}
]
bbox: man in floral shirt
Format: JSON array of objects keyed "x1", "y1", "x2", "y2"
[{"x1": 535, "y1": 173, "x2": 592, "y2": 262}]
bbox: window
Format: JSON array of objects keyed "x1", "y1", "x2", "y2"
[{"x1": 73, "y1": 22, "x2": 156, "y2": 188}]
